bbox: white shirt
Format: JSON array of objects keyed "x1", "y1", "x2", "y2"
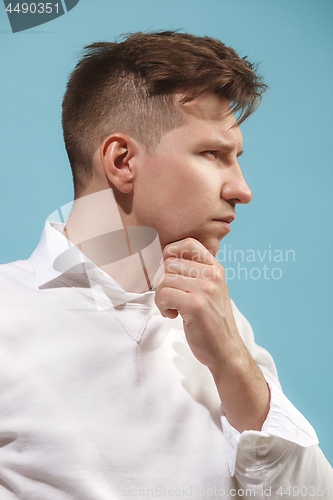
[{"x1": 0, "y1": 221, "x2": 332, "y2": 500}]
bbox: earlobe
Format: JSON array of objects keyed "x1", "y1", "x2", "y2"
[{"x1": 101, "y1": 134, "x2": 135, "y2": 193}]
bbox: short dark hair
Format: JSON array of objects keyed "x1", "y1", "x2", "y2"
[{"x1": 62, "y1": 31, "x2": 267, "y2": 197}]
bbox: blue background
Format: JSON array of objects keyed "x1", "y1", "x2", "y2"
[{"x1": 1, "y1": 0, "x2": 332, "y2": 465}]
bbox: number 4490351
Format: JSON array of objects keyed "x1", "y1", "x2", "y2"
[
  {"x1": 276, "y1": 485, "x2": 328, "y2": 497},
  {"x1": 5, "y1": 3, "x2": 59, "y2": 14}
]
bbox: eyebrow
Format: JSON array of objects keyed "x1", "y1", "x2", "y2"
[{"x1": 198, "y1": 138, "x2": 244, "y2": 157}]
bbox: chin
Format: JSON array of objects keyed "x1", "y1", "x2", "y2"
[
  {"x1": 200, "y1": 238, "x2": 220, "y2": 258},
  {"x1": 210, "y1": 246, "x2": 219, "y2": 258},
  {"x1": 204, "y1": 231, "x2": 231, "y2": 257}
]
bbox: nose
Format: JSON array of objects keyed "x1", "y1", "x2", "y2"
[{"x1": 221, "y1": 162, "x2": 253, "y2": 205}]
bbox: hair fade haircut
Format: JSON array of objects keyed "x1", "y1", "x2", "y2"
[{"x1": 62, "y1": 31, "x2": 267, "y2": 197}]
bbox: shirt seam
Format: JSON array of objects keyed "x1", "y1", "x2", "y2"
[
  {"x1": 56, "y1": 276, "x2": 150, "y2": 310},
  {"x1": 237, "y1": 439, "x2": 292, "y2": 473}
]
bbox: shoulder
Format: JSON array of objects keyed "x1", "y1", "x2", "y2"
[
  {"x1": 0, "y1": 259, "x2": 37, "y2": 291},
  {"x1": 0, "y1": 260, "x2": 39, "y2": 328}
]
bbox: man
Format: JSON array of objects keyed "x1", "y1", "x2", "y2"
[{"x1": 0, "y1": 31, "x2": 332, "y2": 499}]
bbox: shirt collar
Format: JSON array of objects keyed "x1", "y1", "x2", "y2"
[{"x1": 29, "y1": 221, "x2": 155, "y2": 307}]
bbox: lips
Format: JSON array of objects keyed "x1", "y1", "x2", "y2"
[{"x1": 213, "y1": 215, "x2": 235, "y2": 224}]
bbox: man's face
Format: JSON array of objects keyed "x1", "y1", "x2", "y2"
[{"x1": 131, "y1": 93, "x2": 252, "y2": 257}]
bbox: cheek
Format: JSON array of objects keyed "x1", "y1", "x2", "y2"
[
  {"x1": 166, "y1": 178, "x2": 214, "y2": 229},
  {"x1": 168, "y1": 163, "x2": 208, "y2": 198},
  {"x1": 141, "y1": 155, "x2": 215, "y2": 220}
]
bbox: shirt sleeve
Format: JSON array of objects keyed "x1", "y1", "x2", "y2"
[
  {"x1": 221, "y1": 375, "x2": 318, "y2": 477},
  {"x1": 221, "y1": 301, "x2": 333, "y2": 496}
]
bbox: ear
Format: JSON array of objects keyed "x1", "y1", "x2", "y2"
[{"x1": 100, "y1": 134, "x2": 137, "y2": 194}]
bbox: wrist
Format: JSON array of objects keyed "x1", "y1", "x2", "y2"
[{"x1": 209, "y1": 352, "x2": 271, "y2": 432}]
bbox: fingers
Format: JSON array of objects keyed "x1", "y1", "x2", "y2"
[
  {"x1": 155, "y1": 287, "x2": 186, "y2": 319},
  {"x1": 162, "y1": 237, "x2": 223, "y2": 283},
  {"x1": 163, "y1": 238, "x2": 216, "y2": 266},
  {"x1": 155, "y1": 237, "x2": 226, "y2": 321},
  {"x1": 163, "y1": 257, "x2": 223, "y2": 282}
]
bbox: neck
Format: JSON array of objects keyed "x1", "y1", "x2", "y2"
[{"x1": 63, "y1": 188, "x2": 161, "y2": 293}]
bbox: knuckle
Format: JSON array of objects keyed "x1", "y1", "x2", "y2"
[
  {"x1": 165, "y1": 271, "x2": 178, "y2": 281},
  {"x1": 213, "y1": 267, "x2": 225, "y2": 283},
  {"x1": 162, "y1": 248, "x2": 170, "y2": 260},
  {"x1": 192, "y1": 293, "x2": 205, "y2": 310},
  {"x1": 163, "y1": 244, "x2": 177, "y2": 260},
  {"x1": 157, "y1": 287, "x2": 169, "y2": 308},
  {"x1": 164, "y1": 256, "x2": 176, "y2": 267},
  {"x1": 184, "y1": 237, "x2": 195, "y2": 246},
  {"x1": 182, "y1": 238, "x2": 195, "y2": 253},
  {"x1": 201, "y1": 267, "x2": 213, "y2": 280},
  {"x1": 201, "y1": 280, "x2": 215, "y2": 295},
  {"x1": 216, "y1": 265, "x2": 225, "y2": 279}
]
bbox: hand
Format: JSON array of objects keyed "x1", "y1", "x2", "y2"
[
  {"x1": 155, "y1": 237, "x2": 242, "y2": 370},
  {"x1": 154, "y1": 237, "x2": 270, "y2": 432}
]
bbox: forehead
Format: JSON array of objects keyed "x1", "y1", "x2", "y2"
[
  {"x1": 176, "y1": 93, "x2": 234, "y2": 121},
  {"x1": 172, "y1": 93, "x2": 242, "y2": 148}
]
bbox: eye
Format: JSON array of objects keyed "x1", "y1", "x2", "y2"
[{"x1": 201, "y1": 150, "x2": 218, "y2": 159}]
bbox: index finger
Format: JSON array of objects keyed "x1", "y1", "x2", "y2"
[{"x1": 163, "y1": 237, "x2": 216, "y2": 265}]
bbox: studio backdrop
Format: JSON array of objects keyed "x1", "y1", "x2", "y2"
[{"x1": 1, "y1": 0, "x2": 332, "y2": 465}]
